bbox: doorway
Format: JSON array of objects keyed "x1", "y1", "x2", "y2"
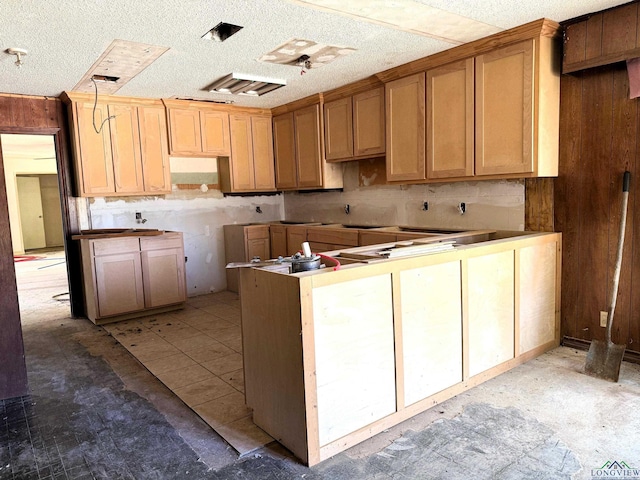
[{"x1": 0, "y1": 134, "x2": 70, "y2": 317}]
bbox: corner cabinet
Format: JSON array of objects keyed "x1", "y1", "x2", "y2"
[
  {"x1": 272, "y1": 100, "x2": 343, "y2": 191},
  {"x1": 78, "y1": 232, "x2": 186, "y2": 324},
  {"x1": 218, "y1": 113, "x2": 276, "y2": 193},
  {"x1": 223, "y1": 224, "x2": 271, "y2": 293},
  {"x1": 63, "y1": 93, "x2": 171, "y2": 197}
]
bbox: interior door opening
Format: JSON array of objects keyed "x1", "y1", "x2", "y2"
[{"x1": 1, "y1": 133, "x2": 71, "y2": 316}]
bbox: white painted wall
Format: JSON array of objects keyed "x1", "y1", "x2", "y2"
[
  {"x1": 284, "y1": 163, "x2": 525, "y2": 231},
  {"x1": 1, "y1": 149, "x2": 58, "y2": 254}
]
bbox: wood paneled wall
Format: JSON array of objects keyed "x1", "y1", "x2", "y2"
[
  {"x1": 556, "y1": 64, "x2": 640, "y2": 352},
  {"x1": 0, "y1": 94, "x2": 80, "y2": 400}
]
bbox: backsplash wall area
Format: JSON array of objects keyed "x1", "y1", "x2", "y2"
[
  {"x1": 284, "y1": 163, "x2": 525, "y2": 231},
  {"x1": 81, "y1": 190, "x2": 283, "y2": 296},
  {"x1": 83, "y1": 163, "x2": 524, "y2": 296}
]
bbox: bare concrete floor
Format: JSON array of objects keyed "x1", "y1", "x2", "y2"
[{"x1": 4, "y1": 251, "x2": 640, "y2": 479}]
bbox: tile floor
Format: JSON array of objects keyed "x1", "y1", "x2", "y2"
[
  {"x1": 102, "y1": 292, "x2": 275, "y2": 455},
  {"x1": 5, "y1": 249, "x2": 640, "y2": 479}
]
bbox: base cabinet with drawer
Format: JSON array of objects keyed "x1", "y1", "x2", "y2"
[
  {"x1": 79, "y1": 232, "x2": 186, "y2": 324},
  {"x1": 223, "y1": 225, "x2": 271, "y2": 293}
]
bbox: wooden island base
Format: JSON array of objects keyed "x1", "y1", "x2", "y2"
[{"x1": 240, "y1": 231, "x2": 561, "y2": 466}]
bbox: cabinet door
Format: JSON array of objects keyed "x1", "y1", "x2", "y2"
[
  {"x1": 74, "y1": 102, "x2": 115, "y2": 195},
  {"x1": 386, "y1": 73, "x2": 426, "y2": 181},
  {"x1": 229, "y1": 114, "x2": 256, "y2": 191},
  {"x1": 270, "y1": 225, "x2": 288, "y2": 258},
  {"x1": 273, "y1": 113, "x2": 298, "y2": 189},
  {"x1": 286, "y1": 226, "x2": 307, "y2": 255},
  {"x1": 168, "y1": 108, "x2": 202, "y2": 154},
  {"x1": 294, "y1": 104, "x2": 323, "y2": 188},
  {"x1": 246, "y1": 238, "x2": 270, "y2": 262},
  {"x1": 324, "y1": 97, "x2": 353, "y2": 161},
  {"x1": 475, "y1": 40, "x2": 534, "y2": 176},
  {"x1": 427, "y1": 59, "x2": 474, "y2": 179},
  {"x1": 353, "y1": 87, "x2": 385, "y2": 157},
  {"x1": 251, "y1": 115, "x2": 276, "y2": 191},
  {"x1": 138, "y1": 105, "x2": 171, "y2": 193},
  {"x1": 94, "y1": 252, "x2": 145, "y2": 317},
  {"x1": 201, "y1": 110, "x2": 230, "y2": 156},
  {"x1": 108, "y1": 104, "x2": 144, "y2": 194},
  {"x1": 141, "y1": 247, "x2": 187, "y2": 308}
]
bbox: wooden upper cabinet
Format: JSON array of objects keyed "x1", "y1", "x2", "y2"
[
  {"x1": 220, "y1": 113, "x2": 275, "y2": 193},
  {"x1": 475, "y1": 40, "x2": 534, "y2": 176},
  {"x1": 251, "y1": 115, "x2": 276, "y2": 191},
  {"x1": 324, "y1": 87, "x2": 385, "y2": 162},
  {"x1": 386, "y1": 72, "x2": 426, "y2": 182},
  {"x1": 324, "y1": 97, "x2": 354, "y2": 161},
  {"x1": 108, "y1": 104, "x2": 143, "y2": 194},
  {"x1": 201, "y1": 110, "x2": 231, "y2": 156},
  {"x1": 294, "y1": 104, "x2": 324, "y2": 188},
  {"x1": 228, "y1": 114, "x2": 256, "y2": 191},
  {"x1": 138, "y1": 105, "x2": 171, "y2": 193},
  {"x1": 353, "y1": 87, "x2": 385, "y2": 157},
  {"x1": 168, "y1": 108, "x2": 202, "y2": 154},
  {"x1": 167, "y1": 107, "x2": 230, "y2": 156},
  {"x1": 73, "y1": 102, "x2": 115, "y2": 195},
  {"x1": 66, "y1": 93, "x2": 171, "y2": 197},
  {"x1": 273, "y1": 112, "x2": 298, "y2": 189},
  {"x1": 427, "y1": 58, "x2": 474, "y2": 179}
]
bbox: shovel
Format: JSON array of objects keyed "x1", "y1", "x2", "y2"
[{"x1": 584, "y1": 170, "x2": 630, "y2": 382}]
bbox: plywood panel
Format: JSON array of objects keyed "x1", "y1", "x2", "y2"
[
  {"x1": 602, "y1": 3, "x2": 638, "y2": 56},
  {"x1": 519, "y1": 243, "x2": 557, "y2": 353},
  {"x1": 467, "y1": 251, "x2": 514, "y2": 377},
  {"x1": 400, "y1": 262, "x2": 463, "y2": 406},
  {"x1": 312, "y1": 274, "x2": 396, "y2": 446}
]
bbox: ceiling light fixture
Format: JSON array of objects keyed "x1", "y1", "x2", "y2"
[
  {"x1": 202, "y1": 22, "x2": 244, "y2": 42},
  {"x1": 206, "y1": 73, "x2": 286, "y2": 96},
  {"x1": 5, "y1": 48, "x2": 28, "y2": 67}
]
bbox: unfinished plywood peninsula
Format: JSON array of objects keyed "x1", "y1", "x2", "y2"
[{"x1": 239, "y1": 230, "x2": 561, "y2": 466}]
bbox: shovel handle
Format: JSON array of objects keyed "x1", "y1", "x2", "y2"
[{"x1": 623, "y1": 171, "x2": 630, "y2": 192}]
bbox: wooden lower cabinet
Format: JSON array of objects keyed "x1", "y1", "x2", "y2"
[
  {"x1": 223, "y1": 225, "x2": 271, "y2": 293},
  {"x1": 79, "y1": 232, "x2": 186, "y2": 324},
  {"x1": 240, "y1": 232, "x2": 561, "y2": 465}
]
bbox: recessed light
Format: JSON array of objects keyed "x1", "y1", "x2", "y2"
[
  {"x1": 206, "y1": 73, "x2": 285, "y2": 97},
  {"x1": 202, "y1": 22, "x2": 244, "y2": 42}
]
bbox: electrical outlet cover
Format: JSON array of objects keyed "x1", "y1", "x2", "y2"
[{"x1": 600, "y1": 311, "x2": 608, "y2": 328}]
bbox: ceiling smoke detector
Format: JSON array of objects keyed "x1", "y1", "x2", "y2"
[
  {"x1": 206, "y1": 73, "x2": 285, "y2": 97},
  {"x1": 202, "y1": 22, "x2": 244, "y2": 42}
]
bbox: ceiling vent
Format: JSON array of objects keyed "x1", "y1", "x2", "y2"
[
  {"x1": 202, "y1": 22, "x2": 243, "y2": 42},
  {"x1": 206, "y1": 73, "x2": 285, "y2": 96}
]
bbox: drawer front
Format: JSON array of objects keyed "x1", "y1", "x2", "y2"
[
  {"x1": 140, "y1": 233, "x2": 184, "y2": 251},
  {"x1": 306, "y1": 228, "x2": 359, "y2": 246},
  {"x1": 92, "y1": 237, "x2": 140, "y2": 256},
  {"x1": 246, "y1": 225, "x2": 270, "y2": 240}
]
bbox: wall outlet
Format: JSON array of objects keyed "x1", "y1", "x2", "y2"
[{"x1": 600, "y1": 311, "x2": 608, "y2": 328}]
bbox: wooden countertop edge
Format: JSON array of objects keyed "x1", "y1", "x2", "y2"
[{"x1": 71, "y1": 230, "x2": 165, "y2": 240}]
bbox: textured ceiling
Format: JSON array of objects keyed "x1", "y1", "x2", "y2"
[{"x1": 0, "y1": 0, "x2": 630, "y2": 108}]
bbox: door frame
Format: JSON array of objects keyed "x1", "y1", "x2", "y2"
[{"x1": 1, "y1": 126, "x2": 84, "y2": 317}]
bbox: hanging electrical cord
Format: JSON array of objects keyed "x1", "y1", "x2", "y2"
[{"x1": 90, "y1": 77, "x2": 116, "y2": 134}]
